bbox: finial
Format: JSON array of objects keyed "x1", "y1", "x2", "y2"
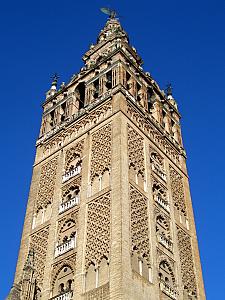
[
  {"x1": 165, "y1": 83, "x2": 173, "y2": 97},
  {"x1": 51, "y1": 73, "x2": 59, "y2": 89},
  {"x1": 100, "y1": 7, "x2": 117, "y2": 19},
  {"x1": 165, "y1": 83, "x2": 178, "y2": 109}
]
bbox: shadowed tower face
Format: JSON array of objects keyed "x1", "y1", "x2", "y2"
[{"x1": 7, "y1": 15, "x2": 205, "y2": 300}]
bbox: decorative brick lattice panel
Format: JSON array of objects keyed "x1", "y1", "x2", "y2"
[
  {"x1": 169, "y1": 166, "x2": 187, "y2": 215},
  {"x1": 176, "y1": 227, "x2": 197, "y2": 295},
  {"x1": 36, "y1": 157, "x2": 58, "y2": 211},
  {"x1": 85, "y1": 192, "x2": 110, "y2": 268},
  {"x1": 128, "y1": 125, "x2": 145, "y2": 178},
  {"x1": 30, "y1": 226, "x2": 50, "y2": 285},
  {"x1": 130, "y1": 185, "x2": 150, "y2": 262},
  {"x1": 90, "y1": 124, "x2": 112, "y2": 182}
]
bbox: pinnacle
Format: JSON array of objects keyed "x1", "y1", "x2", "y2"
[{"x1": 97, "y1": 16, "x2": 129, "y2": 44}]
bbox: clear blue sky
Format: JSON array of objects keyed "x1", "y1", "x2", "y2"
[{"x1": 0, "y1": 0, "x2": 224, "y2": 298}]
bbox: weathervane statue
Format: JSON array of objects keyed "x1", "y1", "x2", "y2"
[{"x1": 100, "y1": 7, "x2": 117, "y2": 18}]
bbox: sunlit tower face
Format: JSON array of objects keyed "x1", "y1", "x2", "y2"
[{"x1": 7, "y1": 12, "x2": 205, "y2": 300}]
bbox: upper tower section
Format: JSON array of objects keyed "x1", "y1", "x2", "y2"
[{"x1": 38, "y1": 15, "x2": 183, "y2": 157}]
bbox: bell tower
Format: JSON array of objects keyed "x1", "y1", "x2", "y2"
[{"x1": 7, "y1": 13, "x2": 205, "y2": 300}]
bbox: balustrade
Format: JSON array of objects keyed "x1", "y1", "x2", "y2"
[
  {"x1": 55, "y1": 237, "x2": 76, "y2": 257},
  {"x1": 51, "y1": 291, "x2": 73, "y2": 300},
  {"x1": 62, "y1": 166, "x2": 81, "y2": 183},
  {"x1": 59, "y1": 197, "x2": 79, "y2": 214}
]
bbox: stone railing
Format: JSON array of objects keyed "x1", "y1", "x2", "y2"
[
  {"x1": 62, "y1": 166, "x2": 81, "y2": 183},
  {"x1": 59, "y1": 197, "x2": 79, "y2": 214},
  {"x1": 51, "y1": 291, "x2": 73, "y2": 300},
  {"x1": 151, "y1": 163, "x2": 167, "y2": 181},
  {"x1": 158, "y1": 233, "x2": 173, "y2": 252},
  {"x1": 160, "y1": 280, "x2": 177, "y2": 300},
  {"x1": 55, "y1": 237, "x2": 76, "y2": 257},
  {"x1": 154, "y1": 194, "x2": 170, "y2": 212}
]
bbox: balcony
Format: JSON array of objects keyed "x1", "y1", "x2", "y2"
[
  {"x1": 55, "y1": 237, "x2": 76, "y2": 257},
  {"x1": 157, "y1": 233, "x2": 173, "y2": 252},
  {"x1": 59, "y1": 197, "x2": 79, "y2": 214},
  {"x1": 151, "y1": 163, "x2": 167, "y2": 181},
  {"x1": 62, "y1": 166, "x2": 81, "y2": 183},
  {"x1": 160, "y1": 280, "x2": 177, "y2": 300},
  {"x1": 51, "y1": 291, "x2": 73, "y2": 300},
  {"x1": 154, "y1": 195, "x2": 170, "y2": 212}
]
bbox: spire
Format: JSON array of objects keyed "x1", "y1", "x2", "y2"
[{"x1": 97, "y1": 16, "x2": 129, "y2": 44}]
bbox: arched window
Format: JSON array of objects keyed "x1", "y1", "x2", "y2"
[
  {"x1": 67, "y1": 279, "x2": 73, "y2": 291},
  {"x1": 159, "y1": 260, "x2": 175, "y2": 287},
  {"x1": 158, "y1": 260, "x2": 177, "y2": 298},
  {"x1": 52, "y1": 266, "x2": 74, "y2": 298},
  {"x1": 156, "y1": 214, "x2": 170, "y2": 239},
  {"x1": 150, "y1": 149, "x2": 166, "y2": 181},
  {"x1": 58, "y1": 283, "x2": 64, "y2": 293}
]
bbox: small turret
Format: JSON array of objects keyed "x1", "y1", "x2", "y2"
[{"x1": 46, "y1": 73, "x2": 59, "y2": 99}]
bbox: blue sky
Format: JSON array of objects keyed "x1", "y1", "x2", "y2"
[{"x1": 0, "y1": 0, "x2": 224, "y2": 298}]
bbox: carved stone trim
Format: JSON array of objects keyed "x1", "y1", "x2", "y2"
[
  {"x1": 127, "y1": 102, "x2": 180, "y2": 164},
  {"x1": 41, "y1": 100, "x2": 112, "y2": 156}
]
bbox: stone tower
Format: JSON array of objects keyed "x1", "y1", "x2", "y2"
[{"x1": 7, "y1": 14, "x2": 205, "y2": 300}]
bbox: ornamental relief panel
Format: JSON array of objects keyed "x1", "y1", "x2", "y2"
[
  {"x1": 36, "y1": 157, "x2": 58, "y2": 212},
  {"x1": 41, "y1": 100, "x2": 112, "y2": 157},
  {"x1": 127, "y1": 102, "x2": 180, "y2": 165},
  {"x1": 30, "y1": 226, "x2": 50, "y2": 286},
  {"x1": 57, "y1": 210, "x2": 78, "y2": 245},
  {"x1": 130, "y1": 185, "x2": 150, "y2": 263},
  {"x1": 169, "y1": 166, "x2": 187, "y2": 216},
  {"x1": 176, "y1": 227, "x2": 197, "y2": 296},
  {"x1": 85, "y1": 192, "x2": 111, "y2": 269},
  {"x1": 64, "y1": 140, "x2": 84, "y2": 172},
  {"x1": 128, "y1": 125, "x2": 145, "y2": 179},
  {"x1": 90, "y1": 124, "x2": 112, "y2": 182},
  {"x1": 62, "y1": 177, "x2": 81, "y2": 196},
  {"x1": 157, "y1": 249, "x2": 178, "y2": 299},
  {"x1": 61, "y1": 177, "x2": 81, "y2": 210}
]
